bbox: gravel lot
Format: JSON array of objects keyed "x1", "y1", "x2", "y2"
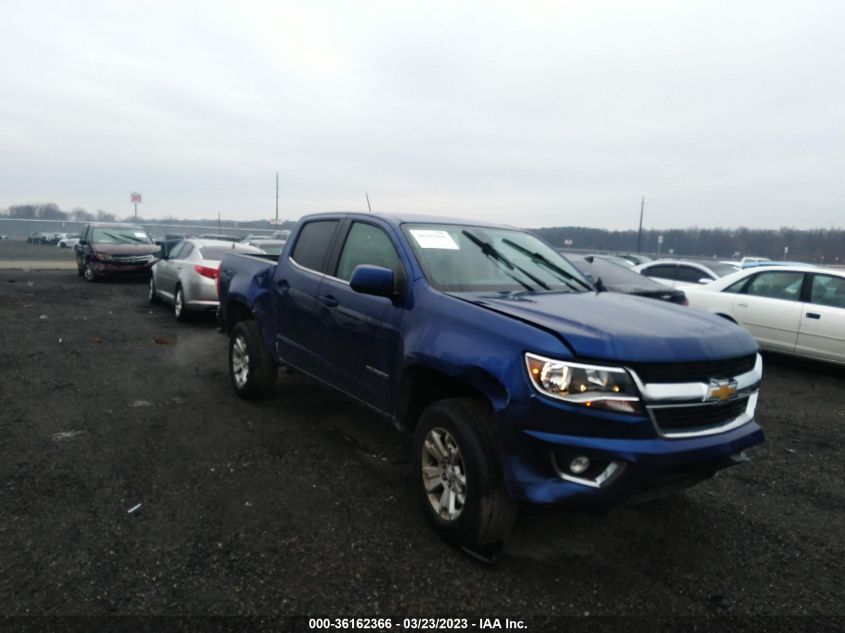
[{"x1": 0, "y1": 242, "x2": 843, "y2": 619}]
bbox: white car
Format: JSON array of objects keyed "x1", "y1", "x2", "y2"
[
  {"x1": 684, "y1": 265, "x2": 845, "y2": 364},
  {"x1": 57, "y1": 234, "x2": 80, "y2": 248},
  {"x1": 633, "y1": 259, "x2": 742, "y2": 288}
]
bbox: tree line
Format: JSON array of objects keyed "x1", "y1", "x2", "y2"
[
  {"x1": 2, "y1": 202, "x2": 841, "y2": 262},
  {"x1": 532, "y1": 226, "x2": 843, "y2": 263}
]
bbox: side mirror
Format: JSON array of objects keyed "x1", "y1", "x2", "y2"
[
  {"x1": 78, "y1": 239, "x2": 87, "y2": 245},
  {"x1": 350, "y1": 265, "x2": 396, "y2": 299}
]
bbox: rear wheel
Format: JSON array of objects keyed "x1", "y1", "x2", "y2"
[
  {"x1": 413, "y1": 398, "x2": 518, "y2": 551},
  {"x1": 228, "y1": 320, "x2": 277, "y2": 399},
  {"x1": 174, "y1": 286, "x2": 189, "y2": 321}
]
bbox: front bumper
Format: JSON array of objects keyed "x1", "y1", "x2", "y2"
[
  {"x1": 497, "y1": 354, "x2": 766, "y2": 506},
  {"x1": 93, "y1": 261, "x2": 154, "y2": 276},
  {"x1": 502, "y1": 419, "x2": 763, "y2": 506}
]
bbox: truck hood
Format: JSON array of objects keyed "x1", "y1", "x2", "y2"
[{"x1": 453, "y1": 290, "x2": 757, "y2": 363}]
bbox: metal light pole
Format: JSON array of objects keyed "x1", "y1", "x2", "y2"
[
  {"x1": 275, "y1": 172, "x2": 279, "y2": 224},
  {"x1": 636, "y1": 196, "x2": 644, "y2": 253}
]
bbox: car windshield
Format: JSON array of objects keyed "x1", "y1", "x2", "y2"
[
  {"x1": 403, "y1": 223, "x2": 592, "y2": 293},
  {"x1": 92, "y1": 228, "x2": 152, "y2": 244},
  {"x1": 704, "y1": 262, "x2": 741, "y2": 277},
  {"x1": 570, "y1": 256, "x2": 651, "y2": 286},
  {"x1": 199, "y1": 246, "x2": 262, "y2": 260}
]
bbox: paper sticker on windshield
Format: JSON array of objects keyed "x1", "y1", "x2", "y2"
[
  {"x1": 134, "y1": 232, "x2": 147, "y2": 238},
  {"x1": 410, "y1": 230, "x2": 459, "y2": 250}
]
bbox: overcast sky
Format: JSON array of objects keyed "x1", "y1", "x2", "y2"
[{"x1": 1, "y1": 0, "x2": 843, "y2": 229}]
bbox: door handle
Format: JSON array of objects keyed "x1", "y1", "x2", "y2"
[
  {"x1": 320, "y1": 294, "x2": 338, "y2": 307},
  {"x1": 276, "y1": 279, "x2": 289, "y2": 294},
  {"x1": 806, "y1": 312, "x2": 821, "y2": 320},
  {"x1": 736, "y1": 303, "x2": 748, "y2": 308}
]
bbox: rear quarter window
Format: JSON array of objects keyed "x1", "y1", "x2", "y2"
[{"x1": 290, "y1": 220, "x2": 339, "y2": 272}]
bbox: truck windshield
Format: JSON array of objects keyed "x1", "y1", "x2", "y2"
[
  {"x1": 92, "y1": 228, "x2": 152, "y2": 244},
  {"x1": 403, "y1": 224, "x2": 592, "y2": 293}
]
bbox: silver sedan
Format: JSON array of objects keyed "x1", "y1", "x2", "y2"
[{"x1": 149, "y1": 239, "x2": 264, "y2": 321}]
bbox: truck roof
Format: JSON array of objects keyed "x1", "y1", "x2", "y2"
[{"x1": 298, "y1": 211, "x2": 516, "y2": 230}]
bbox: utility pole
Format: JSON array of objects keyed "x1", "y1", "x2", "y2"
[
  {"x1": 365, "y1": 193, "x2": 373, "y2": 213},
  {"x1": 275, "y1": 172, "x2": 279, "y2": 224},
  {"x1": 636, "y1": 196, "x2": 645, "y2": 253}
]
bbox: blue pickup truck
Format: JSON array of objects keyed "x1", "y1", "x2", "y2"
[{"x1": 218, "y1": 212, "x2": 765, "y2": 550}]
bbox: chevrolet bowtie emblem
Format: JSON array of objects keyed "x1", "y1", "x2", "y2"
[{"x1": 706, "y1": 380, "x2": 737, "y2": 402}]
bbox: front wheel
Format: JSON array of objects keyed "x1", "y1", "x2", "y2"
[
  {"x1": 83, "y1": 261, "x2": 96, "y2": 282},
  {"x1": 148, "y1": 277, "x2": 160, "y2": 304},
  {"x1": 228, "y1": 320, "x2": 278, "y2": 399},
  {"x1": 413, "y1": 398, "x2": 518, "y2": 551}
]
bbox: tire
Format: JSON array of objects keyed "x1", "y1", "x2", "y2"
[
  {"x1": 412, "y1": 398, "x2": 518, "y2": 550},
  {"x1": 83, "y1": 261, "x2": 96, "y2": 282},
  {"x1": 148, "y1": 277, "x2": 160, "y2": 304},
  {"x1": 173, "y1": 285, "x2": 189, "y2": 321},
  {"x1": 228, "y1": 320, "x2": 277, "y2": 400}
]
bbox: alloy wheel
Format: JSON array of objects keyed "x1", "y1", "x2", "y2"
[
  {"x1": 421, "y1": 427, "x2": 467, "y2": 521},
  {"x1": 231, "y1": 335, "x2": 250, "y2": 388}
]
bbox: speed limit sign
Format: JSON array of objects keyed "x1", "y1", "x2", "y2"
[{"x1": 130, "y1": 192, "x2": 142, "y2": 203}]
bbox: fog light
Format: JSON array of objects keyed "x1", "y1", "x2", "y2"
[{"x1": 569, "y1": 456, "x2": 591, "y2": 475}]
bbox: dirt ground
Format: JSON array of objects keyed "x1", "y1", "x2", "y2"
[{"x1": 0, "y1": 242, "x2": 843, "y2": 619}]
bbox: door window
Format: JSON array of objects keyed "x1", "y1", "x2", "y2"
[
  {"x1": 809, "y1": 275, "x2": 845, "y2": 308},
  {"x1": 676, "y1": 265, "x2": 710, "y2": 283},
  {"x1": 643, "y1": 265, "x2": 676, "y2": 279},
  {"x1": 290, "y1": 220, "x2": 339, "y2": 272},
  {"x1": 335, "y1": 222, "x2": 402, "y2": 281},
  {"x1": 744, "y1": 271, "x2": 804, "y2": 301},
  {"x1": 168, "y1": 242, "x2": 188, "y2": 260}
]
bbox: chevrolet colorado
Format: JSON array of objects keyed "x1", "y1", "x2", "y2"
[{"x1": 217, "y1": 212, "x2": 765, "y2": 550}]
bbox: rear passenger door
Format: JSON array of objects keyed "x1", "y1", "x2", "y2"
[
  {"x1": 675, "y1": 264, "x2": 714, "y2": 288},
  {"x1": 273, "y1": 219, "x2": 341, "y2": 374},
  {"x1": 732, "y1": 270, "x2": 805, "y2": 352},
  {"x1": 314, "y1": 220, "x2": 407, "y2": 411},
  {"x1": 795, "y1": 273, "x2": 845, "y2": 362}
]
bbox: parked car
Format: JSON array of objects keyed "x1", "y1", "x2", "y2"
[
  {"x1": 633, "y1": 259, "x2": 740, "y2": 288},
  {"x1": 618, "y1": 253, "x2": 653, "y2": 266},
  {"x1": 57, "y1": 234, "x2": 80, "y2": 248},
  {"x1": 197, "y1": 233, "x2": 241, "y2": 242},
  {"x1": 244, "y1": 239, "x2": 287, "y2": 257},
  {"x1": 74, "y1": 223, "x2": 159, "y2": 281},
  {"x1": 26, "y1": 232, "x2": 52, "y2": 244},
  {"x1": 588, "y1": 253, "x2": 637, "y2": 268},
  {"x1": 567, "y1": 254, "x2": 687, "y2": 305},
  {"x1": 217, "y1": 212, "x2": 764, "y2": 552},
  {"x1": 684, "y1": 265, "x2": 845, "y2": 364},
  {"x1": 149, "y1": 239, "x2": 266, "y2": 321},
  {"x1": 269, "y1": 229, "x2": 291, "y2": 241}
]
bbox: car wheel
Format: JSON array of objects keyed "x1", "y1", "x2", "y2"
[
  {"x1": 148, "y1": 277, "x2": 160, "y2": 304},
  {"x1": 174, "y1": 286, "x2": 189, "y2": 321},
  {"x1": 413, "y1": 398, "x2": 518, "y2": 551},
  {"x1": 229, "y1": 320, "x2": 278, "y2": 400},
  {"x1": 83, "y1": 261, "x2": 96, "y2": 282}
]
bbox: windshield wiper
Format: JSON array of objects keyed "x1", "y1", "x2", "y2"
[
  {"x1": 101, "y1": 231, "x2": 134, "y2": 244},
  {"x1": 500, "y1": 238, "x2": 592, "y2": 292},
  {"x1": 461, "y1": 231, "x2": 549, "y2": 292}
]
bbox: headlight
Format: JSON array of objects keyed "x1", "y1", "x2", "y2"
[
  {"x1": 524, "y1": 353, "x2": 643, "y2": 414},
  {"x1": 94, "y1": 252, "x2": 113, "y2": 262}
]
